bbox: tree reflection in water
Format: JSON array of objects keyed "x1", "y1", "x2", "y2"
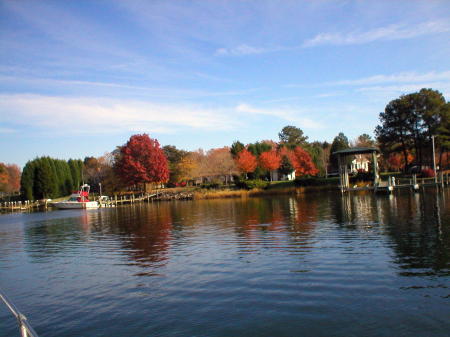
[
  {"x1": 22, "y1": 190, "x2": 449, "y2": 279},
  {"x1": 337, "y1": 189, "x2": 450, "y2": 276}
]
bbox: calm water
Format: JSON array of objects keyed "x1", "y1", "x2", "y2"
[{"x1": 0, "y1": 190, "x2": 449, "y2": 337}]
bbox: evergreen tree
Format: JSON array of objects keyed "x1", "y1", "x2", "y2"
[
  {"x1": 61, "y1": 161, "x2": 73, "y2": 195},
  {"x1": 279, "y1": 155, "x2": 294, "y2": 176},
  {"x1": 437, "y1": 103, "x2": 450, "y2": 168},
  {"x1": 329, "y1": 132, "x2": 350, "y2": 171},
  {"x1": 305, "y1": 142, "x2": 325, "y2": 176},
  {"x1": 45, "y1": 157, "x2": 58, "y2": 197},
  {"x1": 163, "y1": 145, "x2": 188, "y2": 185},
  {"x1": 355, "y1": 134, "x2": 375, "y2": 147},
  {"x1": 278, "y1": 125, "x2": 308, "y2": 149},
  {"x1": 247, "y1": 142, "x2": 272, "y2": 156},
  {"x1": 230, "y1": 141, "x2": 245, "y2": 158},
  {"x1": 68, "y1": 159, "x2": 83, "y2": 189},
  {"x1": 33, "y1": 159, "x2": 53, "y2": 199},
  {"x1": 20, "y1": 157, "x2": 84, "y2": 200},
  {"x1": 77, "y1": 160, "x2": 84, "y2": 184},
  {"x1": 375, "y1": 88, "x2": 446, "y2": 168},
  {"x1": 20, "y1": 161, "x2": 35, "y2": 200}
]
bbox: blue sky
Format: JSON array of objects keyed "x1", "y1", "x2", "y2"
[{"x1": 1, "y1": 0, "x2": 449, "y2": 167}]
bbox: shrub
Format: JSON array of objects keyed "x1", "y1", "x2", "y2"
[
  {"x1": 235, "y1": 179, "x2": 269, "y2": 190},
  {"x1": 421, "y1": 168, "x2": 435, "y2": 178},
  {"x1": 200, "y1": 182, "x2": 221, "y2": 189}
]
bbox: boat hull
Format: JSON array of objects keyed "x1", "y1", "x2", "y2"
[{"x1": 52, "y1": 201, "x2": 99, "y2": 209}]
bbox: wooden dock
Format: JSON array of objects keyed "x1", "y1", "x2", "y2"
[
  {"x1": 0, "y1": 200, "x2": 47, "y2": 212},
  {"x1": 0, "y1": 190, "x2": 194, "y2": 213},
  {"x1": 99, "y1": 193, "x2": 156, "y2": 207},
  {"x1": 99, "y1": 190, "x2": 194, "y2": 207},
  {"x1": 341, "y1": 172, "x2": 449, "y2": 193}
]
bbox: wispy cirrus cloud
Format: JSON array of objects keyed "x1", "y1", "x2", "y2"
[
  {"x1": 0, "y1": 75, "x2": 260, "y2": 99},
  {"x1": 357, "y1": 82, "x2": 450, "y2": 96},
  {"x1": 285, "y1": 70, "x2": 450, "y2": 94},
  {"x1": 330, "y1": 70, "x2": 450, "y2": 97},
  {"x1": 326, "y1": 70, "x2": 450, "y2": 86},
  {"x1": 215, "y1": 44, "x2": 284, "y2": 56},
  {"x1": 303, "y1": 20, "x2": 450, "y2": 47},
  {"x1": 236, "y1": 103, "x2": 322, "y2": 129},
  {"x1": 216, "y1": 20, "x2": 450, "y2": 56},
  {"x1": 0, "y1": 94, "x2": 239, "y2": 135},
  {"x1": 317, "y1": 71, "x2": 450, "y2": 98}
]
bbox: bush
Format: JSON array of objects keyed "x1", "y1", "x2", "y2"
[
  {"x1": 235, "y1": 179, "x2": 269, "y2": 190},
  {"x1": 294, "y1": 177, "x2": 339, "y2": 186},
  {"x1": 200, "y1": 182, "x2": 221, "y2": 189},
  {"x1": 421, "y1": 168, "x2": 435, "y2": 178}
]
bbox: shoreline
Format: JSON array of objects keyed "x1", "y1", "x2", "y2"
[{"x1": 191, "y1": 184, "x2": 337, "y2": 200}]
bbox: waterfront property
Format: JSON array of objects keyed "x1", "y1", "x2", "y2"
[
  {"x1": 333, "y1": 147, "x2": 380, "y2": 190},
  {"x1": 333, "y1": 147, "x2": 448, "y2": 193}
]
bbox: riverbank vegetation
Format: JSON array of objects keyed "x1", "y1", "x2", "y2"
[
  {"x1": 20, "y1": 158, "x2": 83, "y2": 200},
  {"x1": 0, "y1": 163, "x2": 20, "y2": 195},
  {"x1": 3, "y1": 87, "x2": 449, "y2": 201}
]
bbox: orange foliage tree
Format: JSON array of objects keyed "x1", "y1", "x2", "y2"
[
  {"x1": 207, "y1": 147, "x2": 238, "y2": 183},
  {"x1": 387, "y1": 152, "x2": 414, "y2": 171},
  {"x1": 177, "y1": 155, "x2": 197, "y2": 183},
  {"x1": 6, "y1": 164, "x2": 21, "y2": 192},
  {"x1": 235, "y1": 149, "x2": 257, "y2": 177},
  {"x1": 0, "y1": 163, "x2": 21, "y2": 193},
  {"x1": 186, "y1": 149, "x2": 207, "y2": 181},
  {"x1": 259, "y1": 150, "x2": 281, "y2": 180},
  {"x1": 291, "y1": 146, "x2": 318, "y2": 177}
]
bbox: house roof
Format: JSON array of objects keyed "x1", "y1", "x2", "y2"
[{"x1": 333, "y1": 147, "x2": 380, "y2": 156}]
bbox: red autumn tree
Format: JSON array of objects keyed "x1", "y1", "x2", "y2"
[
  {"x1": 235, "y1": 149, "x2": 257, "y2": 177},
  {"x1": 291, "y1": 146, "x2": 318, "y2": 177},
  {"x1": 387, "y1": 152, "x2": 414, "y2": 171},
  {"x1": 259, "y1": 150, "x2": 281, "y2": 181},
  {"x1": 259, "y1": 150, "x2": 281, "y2": 171},
  {"x1": 115, "y1": 134, "x2": 169, "y2": 187}
]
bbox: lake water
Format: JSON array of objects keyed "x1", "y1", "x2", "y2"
[{"x1": 0, "y1": 190, "x2": 449, "y2": 337}]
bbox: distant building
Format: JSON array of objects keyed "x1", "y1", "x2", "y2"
[
  {"x1": 350, "y1": 154, "x2": 370, "y2": 173},
  {"x1": 270, "y1": 169, "x2": 296, "y2": 181}
]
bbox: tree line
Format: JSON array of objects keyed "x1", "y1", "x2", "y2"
[
  {"x1": 376, "y1": 88, "x2": 449, "y2": 170},
  {"x1": 11, "y1": 87, "x2": 450, "y2": 198},
  {"x1": 20, "y1": 157, "x2": 83, "y2": 200}
]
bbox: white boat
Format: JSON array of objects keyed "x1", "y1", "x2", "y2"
[{"x1": 52, "y1": 184, "x2": 99, "y2": 209}]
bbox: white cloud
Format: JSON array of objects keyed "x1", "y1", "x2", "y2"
[
  {"x1": 215, "y1": 44, "x2": 272, "y2": 56},
  {"x1": 328, "y1": 71, "x2": 450, "y2": 86},
  {"x1": 215, "y1": 20, "x2": 450, "y2": 57},
  {"x1": 236, "y1": 103, "x2": 322, "y2": 129},
  {"x1": 314, "y1": 92, "x2": 343, "y2": 98},
  {"x1": 303, "y1": 20, "x2": 450, "y2": 47},
  {"x1": 357, "y1": 82, "x2": 450, "y2": 96},
  {"x1": 320, "y1": 70, "x2": 450, "y2": 98},
  {"x1": 285, "y1": 70, "x2": 450, "y2": 99},
  {"x1": 0, "y1": 94, "x2": 239, "y2": 135},
  {"x1": 0, "y1": 75, "x2": 260, "y2": 99}
]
